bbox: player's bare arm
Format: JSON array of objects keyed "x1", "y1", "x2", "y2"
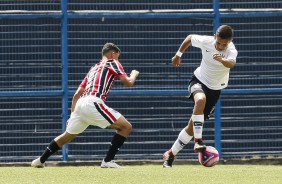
[
  {"x1": 71, "y1": 87, "x2": 84, "y2": 112},
  {"x1": 120, "y1": 69, "x2": 139, "y2": 87},
  {"x1": 172, "y1": 35, "x2": 192, "y2": 67},
  {"x1": 213, "y1": 53, "x2": 236, "y2": 68}
]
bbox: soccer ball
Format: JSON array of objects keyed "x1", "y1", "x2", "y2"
[{"x1": 198, "y1": 146, "x2": 219, "y2": 167}]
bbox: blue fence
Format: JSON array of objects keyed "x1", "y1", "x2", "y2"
[{"x1": 0, "y1": 0, "x2": 282, "y2": 162}]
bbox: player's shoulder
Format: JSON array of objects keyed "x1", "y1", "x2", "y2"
[
  {"x1": 109, "y1": 59, "x2": 124, "y2": 69},
  {"x1": 192, "y1": 34, "x2": 214, "y2": 43},
  {"x1": 192, "y1": 34, "x2": 213, "y2": 38},
  {"x1": 227, "y1": 42, "x2": 237, "y2": 51},
  {"x1": 202, "y1": 35, "x2": 214, "y2": 43},
  {"x1": 110, "y1": 59, "x2": 122, "y2": 65}
]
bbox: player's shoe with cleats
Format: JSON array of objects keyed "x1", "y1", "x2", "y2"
[
  {"x1": 163, "y1": 149, "x2": 175, "y2": 168},
  {"x1": 31, "y1": 157, "x2": 45, "y2": 168},
  {"x1": 101, "y1": 159, "x2": 123, "y2": 168},
  {"x1": 194, "y1": 139, "x2": 206, "y2": 153}
]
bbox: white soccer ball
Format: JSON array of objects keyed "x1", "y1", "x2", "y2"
[{"x1": 198, "y1": 146, "x2": 219, "y2": 167}]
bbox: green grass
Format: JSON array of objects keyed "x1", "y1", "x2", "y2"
[{"x1": 0, "y1": 165, "x2": 282, "y2": 184}]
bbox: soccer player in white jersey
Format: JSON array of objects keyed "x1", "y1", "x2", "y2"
[
  {"x1": 31, "y1": 43, "x2": 139, "y2": 168},
  {"x1": 163, "y1": 25, "x2": 238, "y2": 167}
]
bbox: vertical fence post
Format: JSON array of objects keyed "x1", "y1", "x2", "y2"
[
  {"x1": 61, "y1": 0, "x2": 69, "y2": 161},
  {"x1": 215, "y1": 99, "x2": 222, "y2": 156},
  {"x1": 213, "y1": 0, "x2": 222, "y2": 156},
  {"x1": 213, "y1": 0, "x2": 220, "y2": 32}
]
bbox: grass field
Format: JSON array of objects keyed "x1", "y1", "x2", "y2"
[{"x1": 0, "y1": 164, "x2": 282, "y2": 184}]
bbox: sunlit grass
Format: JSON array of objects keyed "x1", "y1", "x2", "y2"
[{"x1": 0, "y1": 165, "x2": 281, "y2": 184}]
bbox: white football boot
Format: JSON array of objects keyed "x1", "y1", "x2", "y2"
[
  {"x1": 194, "y1": 139, "x2": 206, "y2": 153},
  {"x1": 101, "y1": 159, "x2": 123, "y2": 168},
  {"x1": 31, "y1": 157, "x2": 45, "y2": 168}
]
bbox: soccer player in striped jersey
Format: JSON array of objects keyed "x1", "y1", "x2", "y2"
[
  {"x1": 32, "y1": 43, "x2": 139, "y2": 168},
  {"x1": 163, "y1": 25, "x2": 238, "y2": 168}
]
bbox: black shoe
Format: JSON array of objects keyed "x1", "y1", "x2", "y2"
[
  {"x1": 163, "y1": 149, "x2": 175, "y2": 168},
  {"x1": 194, "y1": 140, "x2": 206, "y2": 153}
]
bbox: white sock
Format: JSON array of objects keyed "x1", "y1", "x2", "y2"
[
  {"x1": 192, "y1": 114, "x2": 204, "y2": 140},
  {"x1": 171, "y1": 128, "x2": 193, "y2": 156}
]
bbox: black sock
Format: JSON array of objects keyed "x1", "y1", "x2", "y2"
[
  {"x1": 40, "y1": 140, "x2": 60, "y2": 163},
  {"x1": 104, "y1": 134, "x2": 126, "y2": 162}
]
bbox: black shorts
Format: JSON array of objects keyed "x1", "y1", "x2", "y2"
[{"x1": 188, "y1": 75, "x2": 221, "y2": 120}]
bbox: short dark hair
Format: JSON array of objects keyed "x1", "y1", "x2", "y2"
[
  {"x1": 216, "y1": 25, "x2": 234, "y2": 40},
  {"x1": 102, "y1": 43, "x2": 121, "y2": 56}
]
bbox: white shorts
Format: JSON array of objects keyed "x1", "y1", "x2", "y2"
[{"x1": 66, "y1": 96, "x2": 122, "y2": 134}]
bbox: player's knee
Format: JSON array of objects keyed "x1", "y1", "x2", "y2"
[
  {"x1": 124, "y1": 122, "x2": 132, "y2": 133},
  {"x1": 116, "y1": 122, "x2": 132, "y2": 137},
  {"x1": 113, "y1": 116, "x2": 132, "y2": 135},
  {"x1": 195, "y1": 97, "x2": 206, "y2": 108}
]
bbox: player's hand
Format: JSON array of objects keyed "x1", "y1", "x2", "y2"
[
  {"x1": 130, "y1": 70, "x2": 139, "y2": 78},
  {"x1": 171, "y1": 56, "x2": 181, "y2": 67},
  {"x1": 213, "y1": 53, "x2": 223, "y2": 63},
  {"x1": 121, "y1": 70, "x2": 139, "y2": 87}
]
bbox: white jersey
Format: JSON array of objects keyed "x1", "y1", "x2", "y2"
[{"x1": 191, "y1": 34, "x2": 238, "y2": 90}]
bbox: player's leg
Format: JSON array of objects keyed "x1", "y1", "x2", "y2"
[
  {"x1": 84, "y1": 99, "x2": 128, "y2": 168},
  {"x1": 192, "y1": 92, "x2": 206, "y2": 153},
  {"x1": 101, "y1": 115, "x2": 132, "y2": 168},
  {"x1": 44, "y1": 132, "x2": 77, "y2": 161},
  {"x1": 31, "y1": 132, "x2": 78, "y2": 168},
  {"x1": 192, "y1": 86, "x2": 221, "y2": 153},
  {"x1": 163, "y1": 124, "x2": 193, "y2": 168},
  {"x1": 31, "y1": 108, "x2": 88, "y2": 168},
  {"x1": 185, "y1": 76, "x2": 207, "y2": 152},
  {"x1": 163, "y1": 76, "x2": 203, "y2": 167},
  {"x1": 171, "y1": 125, "x2": 193, "y2": 155},
  {"x1": 163, "y1": 92, "x2": 206, "y2": 168},
  {"x1": 108, "y1": 115, "x2": 132, "y2": 138}
]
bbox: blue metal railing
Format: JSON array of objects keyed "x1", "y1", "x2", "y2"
[
  {"x1": 0, "y1": 0, "x2": 281, "y2": 161},
  {"x1": 61, "y1": 0, "x2": 69, "y2": 161}
]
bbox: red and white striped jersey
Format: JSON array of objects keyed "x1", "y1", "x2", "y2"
[{"x1": 79, "y1": 59, "x2": 127, "y2": 101}]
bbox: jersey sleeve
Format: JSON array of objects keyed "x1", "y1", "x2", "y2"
[
  {"x1": 79, "y1": 67, "x2": 92, "y2": 88},
  {"x1": 79, "y1": 75, "x2": 88, "y2": 88},
  {"x1": 110, "y1": 60, "x2": 128, "y2": 78},
  {"x1": 227, "y1": 44, "x2": 238, "y2": 62},
  {"x1": 191, "y1": 34, "x2": 205, "y2": 48}
]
